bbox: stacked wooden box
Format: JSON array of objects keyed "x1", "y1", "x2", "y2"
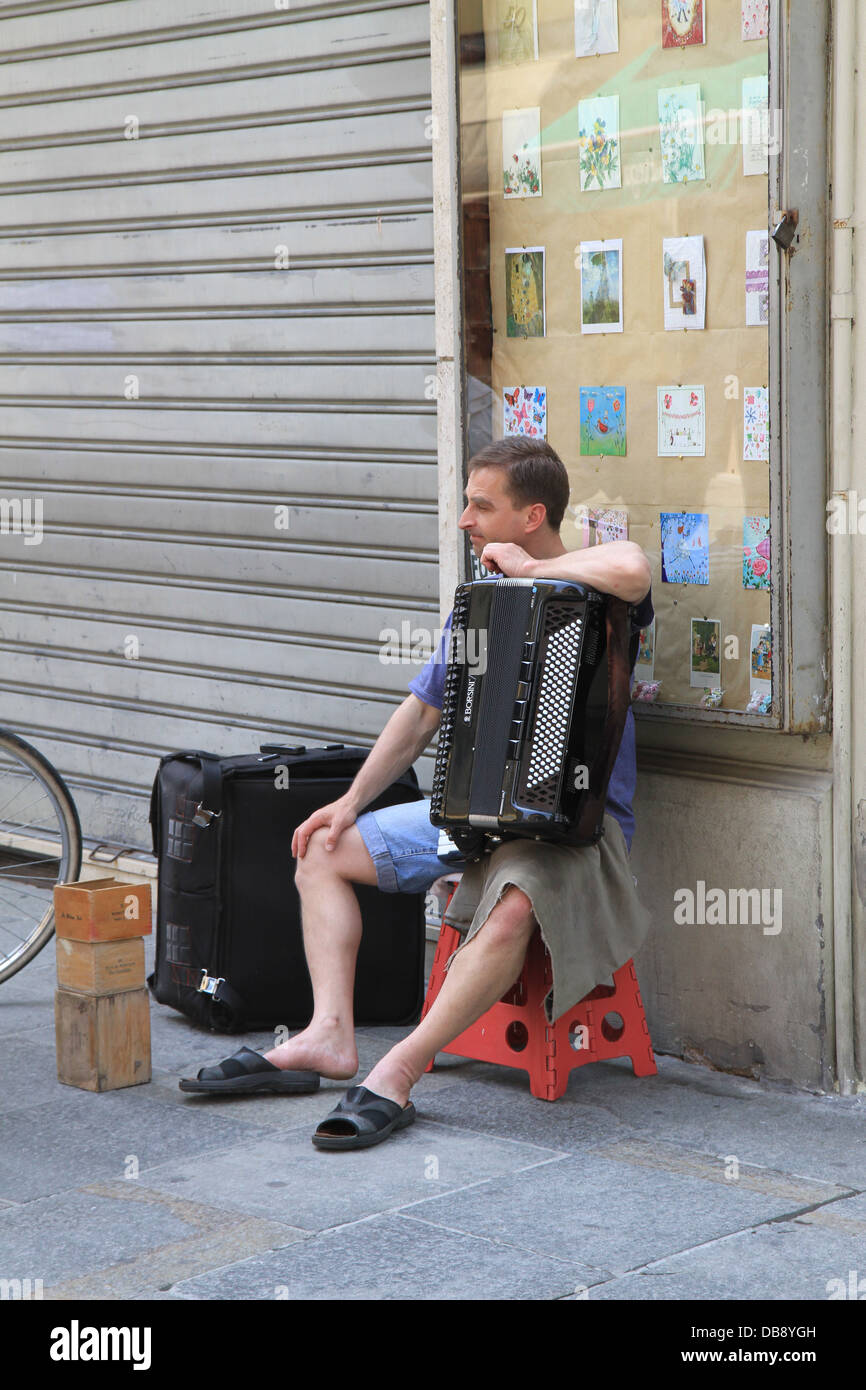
[{"x1": 53, "y1": 877, "x2": 152, "y2": 1092}]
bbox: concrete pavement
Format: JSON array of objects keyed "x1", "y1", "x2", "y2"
[{"x1": 1, "y1": 906, "x2": 865, "y2": 1303}]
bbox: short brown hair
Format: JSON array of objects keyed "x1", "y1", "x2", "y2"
[{"x1": 468, "y1": 437, "x2": 570, "y2": 532}]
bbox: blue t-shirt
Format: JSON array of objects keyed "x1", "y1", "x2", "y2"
[{"x1": 409, "y1": 586, "x2": 654, "y2": 851}]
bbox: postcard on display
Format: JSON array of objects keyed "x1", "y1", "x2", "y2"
[
  {"x1": 742, "y1": 75, "x2": 770, "y2": 176},
  {"x1": 660, "y1": 512, "x2": 709, "y2": 585},
  {"x1": 741, "y1": 1, "x2": 768, "y2": 42},
  {"x1": 592, "y1": 507, "x2": 628, "y2": 544},
  {"x1": 744, "y1": 386, "x2": 769, "y2": 461},
  {"x1": 503, "y1": 385, "x2": 547, "y2": 437},
  {"x1": 658, "y1": 386, "x2": 705, "y2": 456},
  {"x1": 690, "y1": 618, "x2": 721, "y2": 688},
  {"x1": 496, "y1": 0, "x2": 538, "y2": 64},
  {"x1": 658, "y1": 84, "x2": 705, "y2": 184},
  {"x1": 503, "y1": 107, "x2": 542, "y2": 198},
  {"x1": 505, "y1": 248, "x2": 546, "y2": 338},
  {"x1": 662, "y1": 236, "x2": 706, "y2": 331},
  {"x1": 634, "y1": 618, "x2": 656, "y2": 681},
  {"x1": 662, "y1": 0, "x2": 705, "y2": 49},
  {"x1": 750, "y1": 623, "x2": 772, "y2": 687},
  {"x1": 578, "y1": 95, "x2": 621, "y2": 191},
  {"x1": 743, "y1": 516, "x2": 770, "y2": 590},
  {"x1": 746, "y1": 229, "x2": 770, "y2": 325},
  {"x1": 579, "y1": 240, "x2": 623, "y2": 334},
  {"x1": 579, "y1": 386, "x2": 626, "y2": 455},
  {"x1": 574, "y1": 0, "x2": 619, "y2": 57}
]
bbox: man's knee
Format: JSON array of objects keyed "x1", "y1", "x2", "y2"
[
  {"x1": 295, "y1": 824, "x2": 376, "y2": 890},
  {"x1": 479, "y1": 885, "x2": 536, "y2": 945}
]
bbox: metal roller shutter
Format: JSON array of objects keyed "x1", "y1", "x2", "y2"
[{"x1": 0, "y1": 0, "x2": 437, "y2": 848}]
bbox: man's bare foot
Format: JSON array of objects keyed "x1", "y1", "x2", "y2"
[
  {"x1": 263, "y1": 1017, "x2": 358, "y2": 1081},
  {"x1": 360, "y1": 1047, "x2": 418, "y2": 1109}
]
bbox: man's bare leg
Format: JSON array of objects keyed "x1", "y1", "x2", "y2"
[
  {"x1": 261, "y1": 825, "x2": 377, "y2": 1079},
  {"x1": 361, "y1": 886, "x2": 537, "y2": 1107}
]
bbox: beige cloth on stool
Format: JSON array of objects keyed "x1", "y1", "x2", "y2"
[{"x1": 441, "y1": 814, "x2": 653, "y2": 1025}]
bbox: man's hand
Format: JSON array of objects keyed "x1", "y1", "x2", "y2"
[
  {"x1": 479, "y1": 541, "x2": 533, "y2": 577},
  {"x1": 292, "y1": 794, "x2": 358, "y2": 858}
]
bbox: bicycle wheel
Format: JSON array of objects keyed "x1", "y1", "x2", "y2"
[{"x1": 0, "y1": 729, "x2": 82, "y2": 983}]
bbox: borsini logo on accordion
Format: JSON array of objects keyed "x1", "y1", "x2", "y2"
[{"x1": 463, "y1": 675, "x2": 477, "y2": 724}]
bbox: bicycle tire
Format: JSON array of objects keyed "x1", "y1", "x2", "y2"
[{"x1": 0, "y1": 729, "x2": 82, "y2": 983}]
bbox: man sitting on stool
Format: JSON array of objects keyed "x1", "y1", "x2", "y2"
[{"x1": 180, "y1": 437, "x2": 654, "y2": 1150}]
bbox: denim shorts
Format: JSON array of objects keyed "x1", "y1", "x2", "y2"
[{"x1": 355, "y1": 797, "x2": 468, "y2": 894}]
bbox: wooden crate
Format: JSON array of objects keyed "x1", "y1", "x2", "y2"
[
  {"x1": 55, "y1": 936, "x2": 145, "y2": 996},
  {"x1": 55, "y1": 986, "x2": 151, "y2": 1092},
  {"x1": 54, "y1": 878, "x2": 152, "y2": 943}
]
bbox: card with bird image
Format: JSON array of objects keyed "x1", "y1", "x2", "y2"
[{"x1": 580, "y1": 386, "x2": 626, "y2": 455}]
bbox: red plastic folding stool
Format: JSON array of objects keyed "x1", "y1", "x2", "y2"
[{"x1": 422, "y1": 886, "x2": 657, "y2": 1101}]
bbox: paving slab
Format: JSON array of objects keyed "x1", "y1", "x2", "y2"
[
  {"x1": 395, "y1": 1148, "x2": 850, "y2": 1277},
  {"x1": 432, "y1": 1053, "x2": 866, "y2": 1189},
  {"x1": 0, "y1": 1030, "x2": 91, "y2": 1116},
  {"x1": 0, "y1": 1091, "x2": 282, "y2": 1203},
  {"x1": 137, "y1": 1121, "x2": 569, "y2": 1232},
  {"x1": 25, "y1": 1181, "x2": 308, "y2": 1300},
  {"x1": 169, "y1": 1211, "x2": 594, "y2": 1301},
  {"x1": 585, "y1": 1192, "x2": 866, "y2": 1300}
]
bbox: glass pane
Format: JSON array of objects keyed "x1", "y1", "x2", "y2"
[{"x1": 457, "y1": 0, "x2": 773, "y2": 718}]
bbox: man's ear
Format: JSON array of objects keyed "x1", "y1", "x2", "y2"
[{"x1": 523, "y1": 502, "x2": 547, "y2": 535}]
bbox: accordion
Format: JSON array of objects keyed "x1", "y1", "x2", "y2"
[{"x1": 429, "y1": 577, "x2": 633, "y2": 859}]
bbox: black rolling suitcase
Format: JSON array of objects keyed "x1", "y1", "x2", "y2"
[{"x1": 147, "y1": 743, "x2": 427, "y2": 1032}]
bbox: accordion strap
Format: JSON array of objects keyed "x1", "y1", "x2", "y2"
[{"x1": 574, "y1": 596, "x2": 632, "y2": 842}]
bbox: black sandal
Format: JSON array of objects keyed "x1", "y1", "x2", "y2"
[
  {"x1": 179, "y1": 1046, "x2": 320, "y2": 1095},
  {"x1": 312, "y1": 1084, "x2": 416, "y2": 1150}
]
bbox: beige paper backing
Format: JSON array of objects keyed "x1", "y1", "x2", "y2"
[{"x1": 464, "y1": 0, "x2": 771, "y2": 710}]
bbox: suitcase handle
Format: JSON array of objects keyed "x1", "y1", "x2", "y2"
[{"x1": 258, "y1": 743, "x2": 346, "y2": 756}]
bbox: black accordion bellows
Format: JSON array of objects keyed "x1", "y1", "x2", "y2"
[{"x1": 429, "y1": 577, "x2": 633, "y2": 859}]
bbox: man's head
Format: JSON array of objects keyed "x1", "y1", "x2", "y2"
[{"x1": 459, "y1": 437, "x2": 570, "y2": 558}]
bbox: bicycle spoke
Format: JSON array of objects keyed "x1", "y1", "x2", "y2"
[
  {"x1": 0, "y1": 780, "x2": 50, "y2": 822},
  {"x1": 0, "y1": 807, "x2": 64, "y2": 840},
  {"x1": 0, "y1": 856, "x2": 63, "y2": 873}
]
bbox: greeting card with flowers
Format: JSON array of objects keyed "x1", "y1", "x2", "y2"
[
  {"x1": 744, "y1": 385, "x2": 769, "y2": 460},
  {"x1": 580, "y1": 385, "x2": 626, "y2": 455},
  {"x1": 578, "y1": 96, "x2": 621, "y2": 192},
  {"x1": 658, "y1": 385, "x2": 705, "y2": 455},
  {"x1": 658, "y1": 84, "x2": 705, "y2": 184},
  {"x1": 502, "y1": 107, "x2": 542, "y2": 198},
  {"x1": 743, "y1": 516, "x2": 770, "y2": 590},
  {"x1": 741, "y1": 0, "x2": 768, "y2": 42}
]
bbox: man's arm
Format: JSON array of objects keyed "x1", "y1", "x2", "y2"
[
  {"x1": 480, "y1": 539, "x2": 652, "y2": 604},
  {"x1": 292, "y1": 693, "x2": 440, "y2": 856}
]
